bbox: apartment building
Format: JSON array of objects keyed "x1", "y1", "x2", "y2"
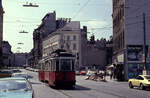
[{"x1": 112, "y1": 0, "x2": 150, "y2": 80}]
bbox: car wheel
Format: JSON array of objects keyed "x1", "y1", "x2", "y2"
[
  {"x1": 139, "y1": 83, "x2": 144, "y2": 90},
  {"x1": 129, "y1": 82, "x2": 133, "y2": 88}
]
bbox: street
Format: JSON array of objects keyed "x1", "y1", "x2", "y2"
[{"x1": 21, "y1": 69, "x2": 150, "y2": 98}]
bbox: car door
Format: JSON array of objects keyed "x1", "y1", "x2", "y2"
[
  {"x1": 133, "y1": 76, "x2": 140, "y2": 86},
  {"x1": 134, "y1": 76, "x2": 144, "y2": 86},
  {"x1": 136, "y1": 76, "x2": 144, "y2": 86}
]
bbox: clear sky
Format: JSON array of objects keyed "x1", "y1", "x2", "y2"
[{"x1": 3, "y1": 0, "x2": 112, "y2": 53}]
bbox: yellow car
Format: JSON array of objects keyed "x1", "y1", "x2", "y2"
[{"x1": 128, "y1": 75, "x2": 150, "y2": 89}]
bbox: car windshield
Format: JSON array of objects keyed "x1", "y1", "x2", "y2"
[
  {"x1": 0, "y1": 79, "x2": 28, "y2": 91},
  {"x1": 144, "y1": 76, "x2": 150, "y2": 80},
  {"x1": 13, "y1": 74, "x2": 27, "y2": 79}
]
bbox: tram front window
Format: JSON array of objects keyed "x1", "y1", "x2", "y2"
[{"x1": 60, "y1": 59, "x2": 71, "y2": 71}]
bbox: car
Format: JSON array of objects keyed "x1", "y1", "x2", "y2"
[
  {"x1": 12, "y1": 69, "x2": 22, "y2": 73},
  {"x1": 128, "y1": 75, "x2": 150, "y2": 90},
  {"x1": 76, "y1": 71, "x2": 80, "y2": 75},
  {"x1": 0, "y1": 77, "x2": 34, "y2": 98},
  {"x1": 0, "y1": 70, "x2": 12, "y2": 78},
  {"x1": 79, "y1": 70, "x2": 86, "y2": 75},
  {"x1": 12, "y1": 73, "x2": 30, "y2": 80}
]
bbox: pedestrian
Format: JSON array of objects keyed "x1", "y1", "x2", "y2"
[{"x1": 110, "y1": 70, "x2": 113, "y2": 80}]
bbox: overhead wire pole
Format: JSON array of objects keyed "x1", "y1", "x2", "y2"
[
  {"x1": 143, "y1": 13, "x2": 147, "y2": 75},
  {"x1": 0, "y1": 0, "x2": 4, "y2": 69}
]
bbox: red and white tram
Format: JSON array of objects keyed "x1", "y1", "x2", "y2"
[{"x1": 38, "y1": 49, "x2": 76, "y2": 87}]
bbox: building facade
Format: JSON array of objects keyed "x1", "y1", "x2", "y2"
[
  {"x1": 112, "y1": 0, "x2": 150, "y2": 80},
  {"x1": 33, "y1": 11, "x2": 70, "y2": 67},
  {"x1": 80, "y1": 27, "x2": 107, "y2": 70},
  {"x1": 42, "y1": 21, "x2": 81, "y2": 68},
  {"x1": 0, "y1": 0, "x2": 4, "y2": 68},
  {"x1": 11, "y1": 53, "x2": 28, "y2": 67},
  {"x1": 2, "y1": 41, "x2": 12, "y2": 67}
]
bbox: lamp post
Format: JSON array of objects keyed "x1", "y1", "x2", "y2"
[
  {"x1": 0, "y1": 0, "x2": 4, "y2": 69},
  {"x1": 142, "y1": 13, "x2": 147, "y2": 75}
]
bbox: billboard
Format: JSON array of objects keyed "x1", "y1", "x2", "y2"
[
  {"x1": 128, "y1": 64, "x2": 144, "y2": 79},
  {"x1": 127, "y1": 45, "x2": 148, "y2": 61}
]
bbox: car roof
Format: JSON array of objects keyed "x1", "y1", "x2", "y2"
[
  {"x1": 12, "y1": 72, "x2": 27, "y2": 75},
  {"x1": 139, "y1": 75, "x2": 150, "y2": 77},
  {"x1": 0, "y1": 77, "x2": 27, "y2": 81}
]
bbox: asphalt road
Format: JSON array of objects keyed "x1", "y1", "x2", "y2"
[{"x1": 22, "y1": 69, "x2": 150, "y2": 98}]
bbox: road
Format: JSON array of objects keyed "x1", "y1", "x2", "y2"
[{"x1": 22, "y1": 69, "x2": 150, "y2": 98}]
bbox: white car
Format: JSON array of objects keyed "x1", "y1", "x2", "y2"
[
  {"x1": 12, "y1": 73, "x2": 30, "y2": 80},
  {"x1": 0, "y1": 77, "x2": 34, "y2": 98}
]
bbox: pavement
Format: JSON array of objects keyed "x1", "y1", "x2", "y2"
[
  {"x1": 105, "y1": 76, "x2": 117, "y2": 82},
  {"x1": 22, "y1": 69, "x2": 150, "y2": 98}
]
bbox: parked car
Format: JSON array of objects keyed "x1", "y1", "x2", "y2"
[
  {"x1": 79, "y1": 70, "x2": 86, "y2": 75},
  {"x1": 12, "y1": 69, "x2": 22, "y2": 73},
  {"x1": 0, "y1": 70, "x2": 12, "y2": 78},
  {"x1": 128, "y1": 75, "x2": 150, "y2": 90},
  {"x1": 0, "y1": 77, "x2": 34, "y2": 98},
  {"x1": 76, "y1": 71, "x2": 80, "y2": 75},
  {"x1": 12, "y1": 73, "x2": 31, "y2": 80}
]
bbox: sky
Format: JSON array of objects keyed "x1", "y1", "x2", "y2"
[{"x1": 2, "y1": 0, "x2": 112, "y2": 53}]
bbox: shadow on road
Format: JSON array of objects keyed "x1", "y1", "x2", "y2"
[
  {"x1": 132, "y1": 87, "x2": 150, "y2": 91},
  {"x1": 75, "y1": 85, "x2": 91, "y2": 91},
  {"x1": 54, "y1": 85, "x2": 91, "y2": 91},
  {"x1": 30, "y1": 82, "x2": 41, "y2": 85}
]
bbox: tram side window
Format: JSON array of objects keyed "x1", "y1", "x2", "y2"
[
  {"x1": 60, "y1": 59, "x2": 71, "y2": 71},
  {"x1": 41, "y1": 63, "x2": 44, "y2": 70},
  {"x1": 51, "y1": 60, "x2": 56, "y2": 71},
  {"x1": 45, "y1": 61, "x2": 49, "y2": 71},
  {"x1": 50, "y1": 60, "x2": 52, "y2": 71},
  {"x1": 48, "y1": 61, "x2": 51, "y2": 71},
  {"x1": 72, "y1": 60, "x2": 75, "y2": 71},
  {"x1": 56, "y1": 60, "x2": 59, "y2": 71}
]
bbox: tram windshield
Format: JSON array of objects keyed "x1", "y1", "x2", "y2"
[{"x1": 60, "y1": 59, "x2": 74, "y2": 71}]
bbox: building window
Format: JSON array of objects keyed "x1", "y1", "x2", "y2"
[
  {"x1": 73, "y1": 35, "x2": 76, "y2": 41},
  {"x1": 66, "y1": 43, "x2": 70, "y2": 50},
  {"x1": 67, "y1": 35, "x2": 70, "y2": 41},
  {"x1": 73, "y1": 43, "x2": 76, "y2": 50},
  {"x1": 61, "y1": 45, "x2": 64, "y2": 49}
]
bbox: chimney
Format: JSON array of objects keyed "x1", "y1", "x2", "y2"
[{"x1": 83, "y1": 26, "x2": 87, "y2": 32}]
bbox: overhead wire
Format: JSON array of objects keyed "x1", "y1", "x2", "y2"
[{"x1": 72, "y1": 0, "x2": 91, "y2": 19}]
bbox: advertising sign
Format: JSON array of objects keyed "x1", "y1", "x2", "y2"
[
  {"x1": 127, "y1": 45, "x2": 148, "y2": 62},
  {"x1": 128, "y1": 64, "x2": 144, "y2": 79}
]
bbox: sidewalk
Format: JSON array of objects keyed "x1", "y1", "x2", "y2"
[{"x1": 105, "y1": 76, "x2": 117, "y2": 82}]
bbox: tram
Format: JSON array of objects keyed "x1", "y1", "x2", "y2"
[{"x1": 38, "y1": 49, "x2": 76, "y2": 87}]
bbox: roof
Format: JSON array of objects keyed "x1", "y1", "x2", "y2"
[
  {"x1": 0, "y1": 77, "x2": 27, "y2": 81},
  {"x1": 59, "y1": 21, "x2": 80, "y2": 31}
]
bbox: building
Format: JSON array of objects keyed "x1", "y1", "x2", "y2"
[
  {"x1": 0, "y1": 0, "x2": 4, "y2": 68},
  {"x1": 112, "y1": 0, "x2": 150, "y2": 80},
  {"x1": 33, "y1": 11, "x2": 72, "y2": 67},
  {"x1": 106, "y1": 36, "x2": 113, "y2": 65},
  {"x1": 42, "y1": 21, "x2": 81, "y2": 68},
  {"x1": 2, "y1": 41, "x2": 12, "y2": 67},
  {"x1": 80, "y1": 27, "x2": 107, "y2": 70},
  {"x1": 11, "y1": 53, "x2": 28, "y2": 67},
  {"x1": 33, "y1": 11, "x2": 56, "y2": 67}
]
